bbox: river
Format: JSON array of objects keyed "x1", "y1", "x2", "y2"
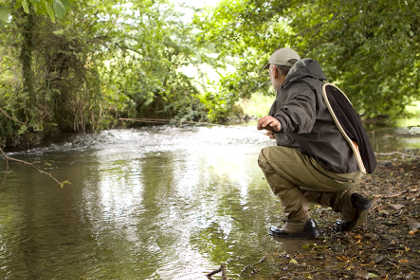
[{"x1": 1, "y1": 125, "x2": 419, "y2": 279}]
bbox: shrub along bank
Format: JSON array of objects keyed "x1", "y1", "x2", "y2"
[{"x1": 1, "y1": 0, "x2": 419, "y2": 149}]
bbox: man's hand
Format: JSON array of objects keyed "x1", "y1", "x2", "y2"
[
  {"x1": 257, "y1": 116, "x2": 281, "y2": 132},
  {"x1": 265, "y1": 130, "x2": 276, "y2": 139}
]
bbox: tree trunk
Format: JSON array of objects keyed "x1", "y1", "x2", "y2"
[{"x1": 16, "y1": 6, "x2": 35, "y2": 122}]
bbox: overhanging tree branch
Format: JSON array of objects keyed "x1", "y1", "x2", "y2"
[
  {"x1": 0, "y1": 146, "x2": 70, "y2": 188},
  {"x1": 0, "y1": 106, "x2": 69, "y2": 188},
  {"x1": 0, "y1": 106, "x2": 26, "y2": 125}
]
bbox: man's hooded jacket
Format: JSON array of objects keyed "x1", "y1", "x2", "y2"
[{"x1": 269, "y1": 58, "x2": 376, "y2": 174}]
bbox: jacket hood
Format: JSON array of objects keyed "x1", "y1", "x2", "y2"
[{"x1": 282, "y1": 58, "x2": 327, "y2": 88}]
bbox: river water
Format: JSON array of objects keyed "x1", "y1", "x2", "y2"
[{"x1": 1, "y1": 125, "x2": 419, "y2": 279}]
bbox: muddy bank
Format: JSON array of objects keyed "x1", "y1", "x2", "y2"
[{"x1": 237, "y1": 153, "x2": 420, "y2": 280}]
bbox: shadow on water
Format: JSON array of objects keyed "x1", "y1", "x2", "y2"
[{"x1": 1, "y1": 125, "x2": 420, "y2": 279}]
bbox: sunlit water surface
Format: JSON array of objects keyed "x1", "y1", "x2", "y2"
[
  {"x1": 0, "y1": 126, "x2": 284, "y2": 280},
  {"x1": 1, "y1": 125, "x2": 419, "y2": 279}
]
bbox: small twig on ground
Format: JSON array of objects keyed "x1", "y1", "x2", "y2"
[
  {"x1": 241, "y1": 255, "x2": 266, "y2": 274},
  {"x1": 206, "y1": 266, "x2": 221, "y2": 279},
  {"x1": 207, "y1": 263, "x2": 228, "y2": 280},
  {"x1": 0, "y1": 147, "x2": 70, "y2": 188},
  {"x1": 373, "y1": 189, "x2": 410, "y2": 199},
  {"x1": 221, "y1": 264, "x2": 227, "y2": 280}
]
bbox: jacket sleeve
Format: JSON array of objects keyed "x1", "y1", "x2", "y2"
[{"x1": 272, "y1": 83, "x2": 317, "y2": 134}]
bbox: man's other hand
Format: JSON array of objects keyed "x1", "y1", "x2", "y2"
[{"x1": 257, "y1": 116, "x2": 281, "y2": 132}]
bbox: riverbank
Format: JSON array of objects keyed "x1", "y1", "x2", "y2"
[{"x1": 238, "y1": 152, "x2": 420, "y2": 280}]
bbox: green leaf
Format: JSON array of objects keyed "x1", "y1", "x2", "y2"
[
  {"x1": 17, "y1": 125, "x2": 27, "y2": 135},
  {"x1": 0, "y1": 6, "x2": 9, "y2": 23},
  {"x1": 21, "y1": 0, "x2": 30, "y2": 13},
  {"x1": 61, "y1": 0, "x2": 71, "y2": 7},
  {"x1": 53, "y1": 0, "x2": 66, "y2": 19},
  {"x1": 59, "y1": 180, "x2": 71, "y2": 188},
  {"x1": 289, "y1": 258, "x2": 298, "y2": 265},
  {"x1": 53, "y1": 29, "x2": 65, "y2": 35},
  {"x1": 43, "y1": 1, "x2": 55, "y2": 22}
]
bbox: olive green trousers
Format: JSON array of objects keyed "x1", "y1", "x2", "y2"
[{"x1": 258, "y1": 146, "x2": 361, "y2": 228}]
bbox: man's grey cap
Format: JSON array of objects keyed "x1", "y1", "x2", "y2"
[{"x1": 264, "y1": 47, "x2": 301, "y2": 69}]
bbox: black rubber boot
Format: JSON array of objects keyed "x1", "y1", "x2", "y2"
[
  {"x1": 269, "y1": 219, "x2": 320, "y2": 239},
  {"x1": 335, "y1": 193, "x2": 372, "y2": 232}
]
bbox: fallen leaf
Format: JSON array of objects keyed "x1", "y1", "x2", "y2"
[
  {"x1": 399, "y1": 259, "x2": 409, "y2": 264},
  {"x1": 337, "y1": 255, "x2": 349, "y2": 262},
  {"x1": 353, "y1": 234, "x2": 363, "y2": 240},
  {"x1": 371, "y1": 255, "x2": 385, "y2": 264},
  {"x1": 408, "y1": 220, "x2": 420, "y2": 235},
  {"x1": 367, "y1": 272, "x2": 379, "y2": 279},
  {"x1": 378, "y1": 209, "x2": 390, "y2": 215},
  {"x1": 289, "y1": 258, "x2": 298, "y2": 265},
  {"x1": 364, "y1": 233, "x2": 378, "y2": 240},
  {"x1": 408, "y1": 221, "x2": 420, "y2": 231},
  {"x1": 389, "y1": 204, "x2": 405, "y2": 210},
  {"x1": 409, "y1": 230, "x2": 417, "y2": 235},
  {"x1": 355, "y1": 270, "x2": 369, "y2": 279}
]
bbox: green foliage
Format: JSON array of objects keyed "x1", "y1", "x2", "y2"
[
  {"x1": 196, "y1": 0, "x2": 420, "y2": 120},
  {"x1": 2, "y1": 0, "x2": 419, "y2": 149},
  {"x1": 0, "y1": 0, "x2": 210, "y2": 148},
  {"x1": 239, "y1": 92, "x2": 274, "y2": 119},
  {"x1": 0, "y1": 6, "x2": 9, "y2": 23},
  {"x1": 12, "y1": 0, "x2": 72, "y2": 22},
  {"x1": 198, "y1": 91, "x2": 231, "y2": 123},
  {"x1": 0, "y1": 1, "x2": 108, "y2": 146},
  {"x1": 98, "y1": 0, "x2": 208, "y2": 122}
]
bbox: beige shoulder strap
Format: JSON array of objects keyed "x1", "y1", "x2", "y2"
[{"x1": 321, "y1": 83, "x2": 366, "y2": 174}]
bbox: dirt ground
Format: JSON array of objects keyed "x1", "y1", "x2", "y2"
[{"x1": 240, "y1": 152, "x2": 420, "y2": 280}]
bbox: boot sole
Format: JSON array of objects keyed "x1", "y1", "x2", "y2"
[
  {"x1": 269, "y1": 231, "x2": 319, "y2": 239},
  {"x1": 269, "y1": 227, "x2": 320, "y2": 239}
]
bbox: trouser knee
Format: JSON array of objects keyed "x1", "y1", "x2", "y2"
[
  {"x1": 258, "y1": 147, "x2": 292, "y2": 195},
  {"x1": 258, "y1": 147, "x2": 275, "y2": 175}
]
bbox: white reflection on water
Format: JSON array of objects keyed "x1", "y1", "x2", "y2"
[{"x1": 80, "y1": 125, "x2": 272, "y2": 279}]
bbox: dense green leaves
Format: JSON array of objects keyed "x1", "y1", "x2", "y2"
[
  {"x1": 1, "y1": 0, "x2": 419, "y2": 148},
  {"x1": 0, "y1": 0, "x2": 209, "y2": 148},
  {"x1": 14, "y1": 0, "x2": 72, "y2": 21},
  {"x1": 196, "y1": 0, "x2": 420, "y2": 119},
  {"x1": 0, "y1": 6, "x2": 9, "y2": 23}
]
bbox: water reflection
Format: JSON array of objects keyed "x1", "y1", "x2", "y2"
[
  {"x1": 1, "y1": 125, "x2": 420, "y2": 279},
  {"x1": 369, "y1": 127, "x2": 420, "y2": 153}
]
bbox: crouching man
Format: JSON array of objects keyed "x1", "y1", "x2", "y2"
[{"x1": 258, "y1": 48, "x2": 376, "y2": 238}]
